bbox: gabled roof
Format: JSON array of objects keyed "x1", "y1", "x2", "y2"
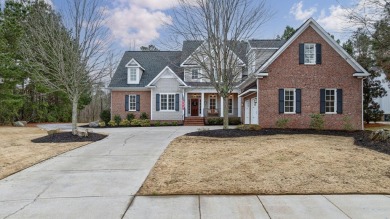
[
  {"x1": 109, "y1": 51, "x2": 182, "y2": 88},
  {"x1": 255, "y1": 18, "x2": 369, "y2": 76},
  {"x1": 180, "y1": 40, "x2": 249, "y2": 66},
  {"x1": 147, "y1": 66, "x2": 188, "y2": 87},
  {"x1": 125, "y1": 58, "x2": 145, "y2": 70},
  {"x1": 239, "y1": 18, "x2": 369, "y2": 89},
  {"x1": 248, "y1": 39, "x2": 286, "y2": 49}
]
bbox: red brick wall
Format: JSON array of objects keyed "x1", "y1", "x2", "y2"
[
  {"x1": 111, "y1": 91, "x2": 151, "y2": 120},
  {"x1": 258, "y1": 26, "x2": 363, "y2": 130}
]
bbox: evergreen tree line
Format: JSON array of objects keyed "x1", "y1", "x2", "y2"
[{"x1": 0, "y1": 0, "x2": 110, "y2": 125}]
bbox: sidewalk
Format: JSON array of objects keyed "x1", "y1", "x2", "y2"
[{"x1": 125, "y1": 195, "x2": 390, "y2": 219}]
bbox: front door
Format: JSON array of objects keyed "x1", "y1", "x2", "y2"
[
  {"x1": 191, "y1": 99, "x2": 199, "y2": 116},
  {"x1": 244, "y1": 99, "x2": 250, "y2": 124},
  {"x1": 251, "y1": 97, "x2": 258, "y2": 125}
]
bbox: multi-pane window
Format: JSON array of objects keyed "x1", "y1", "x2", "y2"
[
  {"x1": 284, "y1": 89, "x2": 295, "y2": 113},
  {"x1": 129, "y1": 95, "x2": 136, "y2": 111},
  {"x1": 192, "y1": 69, "x2": 200, "y2": 79},
  {"x1": 304, "y1": 43, "x2": 316, "y2": 64},
  {"x1": 209, "y1": 96, "x2": 216, "y2": 110},
  {"x1": 161, "y1": 94, "x2": 175, "y2": 111},
  {"x1": 228, "y1": 98, "x2": 233, "y2": 114},
  {"x1": 129, "y1": 68, "x2": 137, "y2": 81},
  {"x1": 325, "y1": 89, "x2": 336, "y2": 113}
]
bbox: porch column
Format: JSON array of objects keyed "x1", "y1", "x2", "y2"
[
  {"x1": 184, "y1": 92, "x2": 188, "y2": 117},
  {"x1": 201, "y1": 92, "x2": 204, "y2": 117},
  {"x1": 237, "y1": 94, "x2": 241, "y2": 117},
  {"x1": 220, "y1": 96, "x2": 224, "y2": 117}
]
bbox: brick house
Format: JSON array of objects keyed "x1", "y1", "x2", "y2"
[{"x1": 109, "y1": 18, "x2": 369, "y2": 129}]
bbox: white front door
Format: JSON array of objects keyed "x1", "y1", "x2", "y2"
[
  {"x1": 251, "y1": 97, "x2": 258, "y2": 125},
  {"x1": 244, "y1": 99, "x2": 250, "y2": 124}
]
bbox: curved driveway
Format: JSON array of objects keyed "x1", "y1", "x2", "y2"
[{"x1": 0, "y1": 126, "x2": 202, "y2": 218}]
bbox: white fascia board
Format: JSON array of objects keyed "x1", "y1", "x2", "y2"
[
  {"x1": 353, "y1": 72, "x2": 370, "y2": 77},
  {"x1": 238, "y1": 89, "x2": 257, "y2": 97},
  {"x1": 238, "y1": 74, "x2": 257, "y2": 89},
  {"x1": 109, "y1": 87, "x2": 150, "y2": 91},
  {"x1": 125, "y1": 58, "x2": 145, "y2": 70},
  {"x1": 256, "y1": 72, "x2": 269, "y2": 78},
  {"x1": 146, "y1": 66, "x2": 188, "y2": 87},
  {"x1": 255, "y1": 18, "x2": 369, "y2": 76}
]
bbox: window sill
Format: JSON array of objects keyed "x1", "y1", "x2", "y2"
[
  {"x1": 160, "y1": 110, "x2": 177, "y2": 112},
  {"x1": 284, "y1": 112, "x2": 296, "y2": 115},
  {"x1": 128, "y1": 110, "x2": 136, "y2": 112},
  {"x1": 304, "y1": 63, "x2": 316, "y2": 65},
  {"x1": 325, "y1": 112, "x2": 337, "y2": 114}
]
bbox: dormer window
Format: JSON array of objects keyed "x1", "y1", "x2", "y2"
[
  {"x1": 129, "y1": 68, "x2": 137, "y2": 81},
  {"x1": 192, "y1": 69, "x2": 200, "y2": 79},
  {"x1": 126, "y1": 58, "x2": 144, "y2": 84}
]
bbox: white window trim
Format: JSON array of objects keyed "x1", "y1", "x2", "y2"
[
  {"x1": 284, "y1": 88, "x2": 296, "y2": 114},
  {"x1": 127, "y1": 68, "x2": 140, "y2": 84},
  {"x1": 209, "y1": 94, "x2": 218, "y2": 110},
  {"x1": 325, "y1": 88, "x2": 337, "y2": 114},
  {"x1": 128, "y1": 94, "x2": 137, "y2": 112},
  {"x1": 191, "y1": 68, "x2": 201, "y2": 80},
  {"x1": 160, "y1": 93, "x2": 176, "y2": 112},
  {"x1": 304, "y1": 43, "x2": 316, "y2": 65},
  {"x1": 228, "y1": 97, "x2": 234, "y2": 115}
]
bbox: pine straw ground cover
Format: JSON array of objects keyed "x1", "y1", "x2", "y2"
[
  {"x1": 0, "y1": 127, "x2": 106, "y2": 179},
  {"x1": 138, "y1": 129, "x2": 390, "y2": 195}
]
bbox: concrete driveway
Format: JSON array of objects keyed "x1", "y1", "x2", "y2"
[
  {"x1": 0, "y1": 126, "x2": 202, "y2": 218},
  {"x1": 1, "y1": 126, "x2": 389, "y2": 218}
]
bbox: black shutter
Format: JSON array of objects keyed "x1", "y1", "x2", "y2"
[
  {"x1": 279, "y1": 89, "x2": 284, "y2": 113},
  {"x1": 316, "y1": 44, "x2": 322, "y2": 64},
  {"x1": 175, "y1": 94, "x2": 180, "y2": 111},
  {"x1": 156, "y1": 94, "x2": 160, "y2": 111},
  {"x1": 296, "y1": 89, "x2": 301, "y2": 113},
  {"x1": 125, "y1": 95, "x2": 129, "y2": 111},
  {"x1": 299, "y1": 43, "x2": 304, "y2": 64},
  {"x1": 320, "y1": 89, "x2": 325, "y2": 114},
  {"x1": 337, "y1": 89, "x2": 343, "y2": 114},
  {"x1": 136, "y1": 95, "x2": 140, "y2": 111}
]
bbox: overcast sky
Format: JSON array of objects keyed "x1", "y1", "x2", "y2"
[{"x1": 0, "y1": 0, "x2": 378, "y2": 51}]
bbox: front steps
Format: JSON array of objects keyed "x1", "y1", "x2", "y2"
[{"x1": 184, "y1": 117, "x2": 205, "y2": 126}]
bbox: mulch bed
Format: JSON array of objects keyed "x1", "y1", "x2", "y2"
[
  {"x1": 186, "y1": 129, "x2": 390, "y2": 155},
  {"x1": 31, "y1": 132, "x2": 107, "y2": 143}
]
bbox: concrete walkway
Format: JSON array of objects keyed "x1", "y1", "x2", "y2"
[{"x1": 0, "y1": 126, "x2": 389, "y2": 218}]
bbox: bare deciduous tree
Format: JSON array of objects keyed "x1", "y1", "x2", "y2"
[
  {"x1": 22, "y1": 0, "x2": 113, "y2": 134},
  {"x1": 170, "y1": 0, "x2": 272, "y2": 129}
]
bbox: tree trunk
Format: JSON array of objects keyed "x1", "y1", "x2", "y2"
[
  {"x1": 71, "y1": 97, "x2": 79, "y2": 135},
  {"x1": 223, "y1": 96, "x2": 229, "y2": 129}
]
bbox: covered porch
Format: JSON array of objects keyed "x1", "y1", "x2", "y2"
[{"x1": 184, "y1": 92, "x2": 241, "y2": 118}]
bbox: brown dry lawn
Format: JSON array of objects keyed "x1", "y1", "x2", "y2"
[
  {"x1": 139, "y1": 134, "x2": 390, "y2": 195},
  {"x1": 0, "y1": 127, "x2": 90, "y2": 179}
]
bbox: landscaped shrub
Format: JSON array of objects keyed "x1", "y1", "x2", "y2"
[
  {"x1": 100, "y1": 110, "x2": 111, "y2": 124},
  {"x1": 140, "y1": 112, "x2": 148, "y2": 120},
  {"x1": 172, "y1": 121, "x2": 178, "y2": 126},
  {"x1": 309, "y1": 113, "x2": 324, "y2": 130},
  {"x1": 107, "y1": 120, "x2": 117, "y2": 127},
  {"x1": 228, "y1": 117, "x2": 241, "y2": 125},
  {"x1": 127, "y1": 113, "x2": 135, "y2": 121},
  {"x1": 236, "y1": 124, "x2": 262, "y2": 131},
  {"x1": 113, "y1": 115, "x2": 121, "y2": 126},
  {"x1": 140, "y1": 120, "x2": 151, "y2": 127},
  {"x1": 162, "y1": 122, "x2": 169, "y2": 126},
  {"x1": 206, "y1": 117, "x2": 241, "y2": 125},
  {"x1": 131, "y1": 119, "x2": 142, "y2": 126},
  {"x1": 98, "y1": 121, "x2": 106, "y2": 127},
  {"x1": 276, "y1": 118, "x2": 290, "y2": 128},
  {"x1": 207, "y1": 117, "x2": 223, "y2": 125},
  {"x1": 343, "y1": 115, "x2": 353, "y2": 131},
  {"x1": 119, "y1": 119, "x2": 131, "y2": 127},
  {"x1": 154, "y1": 121, "x2": 161, "y2": 126}
]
